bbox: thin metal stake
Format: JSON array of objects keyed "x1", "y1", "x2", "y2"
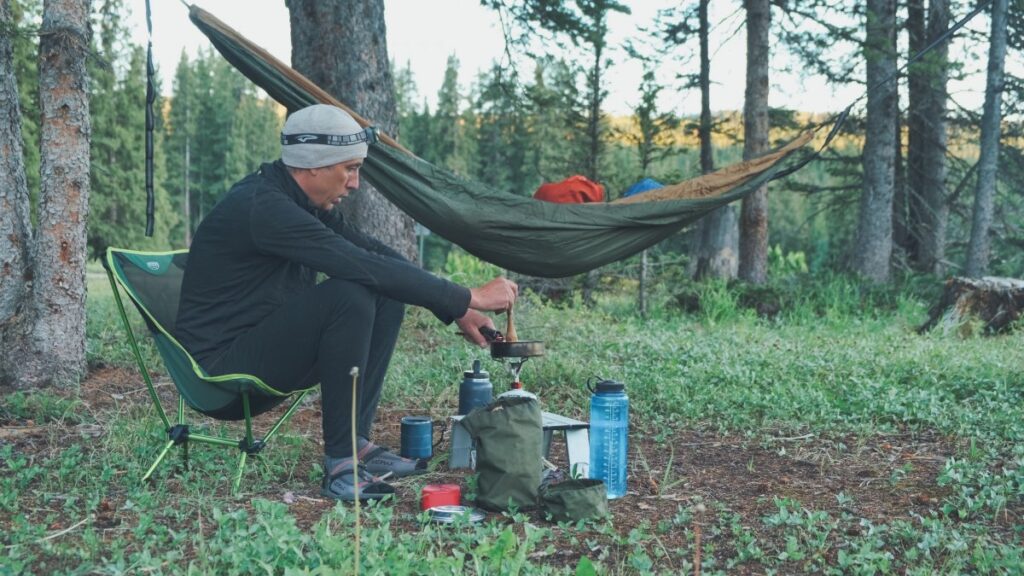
[{"x1": 350, "y1": 366, "x2": 360, "y2": 576}]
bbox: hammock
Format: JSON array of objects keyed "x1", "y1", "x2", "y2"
[{"x1": 188, "y1": 5, "x2": 821, "y2": 278}]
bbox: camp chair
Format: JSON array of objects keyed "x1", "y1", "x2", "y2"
[{"x1": 103, "y1": 247, "x2": 316, "y2": 493}]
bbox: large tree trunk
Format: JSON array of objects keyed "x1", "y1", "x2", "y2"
[
  {"x1": 854, "y1": 0, "x2": 897, "y2": 282},
  {"x1": 689, "y1": 0, "x2": 738, "y2": 281},
  {"x1": 286, "y1": 0, "x2": 415, "y2": 260},
  {"x1": 965, "y1": 0, "x2": 1008, "y2": 278},
  {"x1": 907, "y1": 0, "x2": 950, "y2": 274},
  {"x1": 738, "y1": 0, "x2": 770, "y2": 284},
  {"x1": 891, "y1": 94, "x2": 907, "y2": 267},
  {"x1": 0, "y1": 0, "x2": 32, "y2": 329},
  {"x1": 902, "y1": 0, "x2": 925, "y2": 264},
  {"x1": 2, "y1": 0, "x2": 92, "y2": 388}
]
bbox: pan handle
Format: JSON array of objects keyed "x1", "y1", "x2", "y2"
[{"x1": 478, "y1": 325, "x2": 503, "y2": 342}]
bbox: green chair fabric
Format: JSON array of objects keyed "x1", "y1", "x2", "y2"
[{"x1": 104, "y1": 247, "x2": 317, "y2": 492}]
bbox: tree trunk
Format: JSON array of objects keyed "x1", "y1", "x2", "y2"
[
  {"x1": 0, "y1": 0, "x2": 32, "y2": 329},
  {"x1": 891, "y1": 94, "x2": 907, "y2": 268},
  {"x1": 965, "y1": 0, "x2": 1008, "y2": 277},
  {"x1": 903, "y1": 0, "x2": 925, "y2": 265},
  {"x1": 738, "y1": 0, "x2": 770, "y2": 284},
  {"x1": 907, "y1": 0, "x2": 950, "y2": 274},
  {"x1": 286, "y1": 0, "x2": 416, "y2": 260},
  {"x1": 854, "y1": 0, "x2": 897, "y2": 283},
  {"x1": 689, "y1": 0, "x2": 738, "y2": 281},
  {"x1": 3, "y1": 0, "x2": 92, "y2": 388}
]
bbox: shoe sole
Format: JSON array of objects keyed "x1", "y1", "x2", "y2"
[{"x1": 320, "y1": 487, "x2": 394, "y2": 501}]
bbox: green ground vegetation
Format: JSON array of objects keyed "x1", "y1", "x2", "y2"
[{"x1": 1, "y1": 257, "x2": 1021, "y2": 574}]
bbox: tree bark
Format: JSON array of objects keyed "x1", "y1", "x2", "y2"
[
  {"x1": 0, "y1": 0, "x2": 32, "y2": 328},
  {"x1": 854, "y1": 0, "x2": 897, "y2": 283},
  {"x1": 2, "y1": 0, "x2": 92, "y2": 388},
  {"x1": 965, "y1": 0, "x2": 1008, "y2": 277},
  {"x1": 907, "y1": 0, "x2": 950, "y2": 274},
  {"x1": 902, "y1": 0, "x2": 925, "y2": 264},
  {"x1": 689, "y1": 0, "x2": 738, "y2": 281},
  {"x1": 286, "y1": 0, "x2": 415, "y2": 260},
  {"x1": 738, "y1": 0, "x2": 770, "y2": 284},
  {"x1": 918, "y1": 276, "x2": 1023, "y2": 335}
]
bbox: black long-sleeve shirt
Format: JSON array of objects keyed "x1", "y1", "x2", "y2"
[{"x1": 176, "y1": 160, "x2": 470, "y2": 366}]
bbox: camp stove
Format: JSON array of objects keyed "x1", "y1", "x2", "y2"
[
  {"x1": 449, "y1": 326, "x2": 590, "y2": 475},
  {"x1": 479, "y1": 326, "x2": 544, "y2": 391}
]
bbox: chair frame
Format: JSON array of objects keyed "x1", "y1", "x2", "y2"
[{"x1": 104, "y1": 248, "x2": 314, "y2": 493}]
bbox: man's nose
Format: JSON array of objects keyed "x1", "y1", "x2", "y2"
[{"x1": 348, "y1": 173, "x2": 360, "y2": 190}]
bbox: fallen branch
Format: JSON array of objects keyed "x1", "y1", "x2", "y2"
[
  {"x1": 0, "y1": 426, "x2": 45, "y2": 439},
  {"x1": 4, "y1": 515, "x2": 91, "y2": 549}
]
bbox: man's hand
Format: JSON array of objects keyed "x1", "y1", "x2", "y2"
[
  {"x1": 469, "y1": 277, "x2": 518, "y2": 312},
  {"x1": 455, "y1": 309, "x2": 495, "y2": 348}
]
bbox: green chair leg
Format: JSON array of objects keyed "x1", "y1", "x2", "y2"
[
  {"x1": 143, "y1": 439, "x2": 177, "y2": 483},
  {"x1": 234, "y1": 452, "x2": 248, "y2": 495}
]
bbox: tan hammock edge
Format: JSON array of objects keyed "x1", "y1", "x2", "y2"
[{"x1": 188, "y1": 4, "x2": 830, "y2": 277}]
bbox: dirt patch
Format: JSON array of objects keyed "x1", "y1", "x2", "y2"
[{"x1": 3, "y1": 367, "x2": 1018, "y2": 571}]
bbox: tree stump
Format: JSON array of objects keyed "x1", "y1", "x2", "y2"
[{"x1": 918, "y1": 277, "x2": 1024, "y2": 335}]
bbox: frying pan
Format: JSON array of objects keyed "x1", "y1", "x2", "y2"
[{"x1": 478, "y1": 326, "x2": 545, "y2": 358}]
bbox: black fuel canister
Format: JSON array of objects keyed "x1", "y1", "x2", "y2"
[{"x1": 458, "y1": 360, "x2": 493, "y2": 415}]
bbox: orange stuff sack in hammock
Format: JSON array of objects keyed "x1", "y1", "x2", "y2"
[{"x1": 534, "y1": 175, "x2": 605, "y2": 204}]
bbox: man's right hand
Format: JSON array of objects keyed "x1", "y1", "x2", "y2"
[
  {"x1": 455, "y1": 309, "x2": 494, "y2": 348},
  {"x1": 468, "y1": 277, "x2": 518, "y2": 312}
]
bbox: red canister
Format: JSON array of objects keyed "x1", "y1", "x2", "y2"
[{"x1": 421, "y1": 484, "x2": 461, "y2": 510}]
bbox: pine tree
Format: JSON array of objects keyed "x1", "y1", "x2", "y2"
[
  {"x1": 965, "y1": 0, "x2": 1009, "y2": 277},
  {"x1": 392, "y1": 59, "x2": 434, "y2": 158},
  {"x1": 288, "y1": 0, "x2": 414, "y2": 259},
  {"x1": 523, "y1": 57, "x2": 587, "y2": 182},
  {"x1": 165, "y1": 51, "x2": 197, "y2": 244},
  {"x1": 474, "y1": 63, "x2": 529, "y2": 195},
  {"x1": 854, "y1": 0, "x2": 898, "y2": 282},
  {"x1": 434, "y1": 54, "x2": 462, "y2": 169},
  {"x1": 11, "y1": 0, "x2": 40, "y2": 201},
  {"x1": 1, "y1": 0, "x2": 92, "y2": 388}
]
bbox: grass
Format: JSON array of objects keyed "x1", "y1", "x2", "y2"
[{"x1": 1, "y1": 265, "x2": 1022, "y2": 574}]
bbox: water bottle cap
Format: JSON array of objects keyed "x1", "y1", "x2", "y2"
[
  {"x1": 593, "y1": 379, "x2": 625, "y2": 394},
  {"x1": 464, "y1": 359, "x2": 488, "y2": 379}
]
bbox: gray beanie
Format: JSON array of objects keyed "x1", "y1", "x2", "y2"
[{"x1": 280, "y1": 104, "x2": 374, "y2": 169}]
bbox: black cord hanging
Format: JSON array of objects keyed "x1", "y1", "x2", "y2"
[{"x1": 145, "y1": 0, "x2": 155, "y2": 237}]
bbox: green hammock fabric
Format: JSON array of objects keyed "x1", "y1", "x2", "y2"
[{"x1": 189, "y1": 6, "x2": 817, "y2": 278}]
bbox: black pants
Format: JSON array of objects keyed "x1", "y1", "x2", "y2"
[{"x1": 206, "y1": 279, "x2": 405, "y2": 458}]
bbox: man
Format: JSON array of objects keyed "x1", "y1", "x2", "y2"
[{"x1": 176, "y1": 104, "x2": 516, "y2": 500}]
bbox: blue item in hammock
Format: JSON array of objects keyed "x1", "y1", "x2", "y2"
[{"x1": 622, "y1": 178, "x2": 664, "y2": 198}]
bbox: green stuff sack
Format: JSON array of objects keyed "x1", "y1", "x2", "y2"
[
  {"x1": 540, "y1": 479, "x2": 609, "y2": 522},
  {"x1": 460, "y1": 395, "x2": 543, "y2": 511}
]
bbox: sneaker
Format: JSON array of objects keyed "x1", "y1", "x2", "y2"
[
  {"x1": 321, "y1": 457, "x2": 395, "y2": 501},
  {"x1": 358, "y1": 438, "x2": 428, "y2": 478}
]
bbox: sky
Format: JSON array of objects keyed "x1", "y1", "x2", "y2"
[{"x1": 129, "y1": 1, "x2": 993, "y2": 117}]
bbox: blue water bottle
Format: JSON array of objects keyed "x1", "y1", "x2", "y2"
[
  {"x1": 588, "y1": 378, "x2": 628, "y2": 499},
  {"x1": 458, "y1": 360, "x2": 493, "y2": 415}
]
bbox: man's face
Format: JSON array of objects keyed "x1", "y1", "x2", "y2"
[{"x1": 306, "y1": 158, "x2": 363, "y2": 211}]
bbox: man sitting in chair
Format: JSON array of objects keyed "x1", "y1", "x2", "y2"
[{"x1": 176, "y1": 104, "x2": 517, "y2": 501}]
